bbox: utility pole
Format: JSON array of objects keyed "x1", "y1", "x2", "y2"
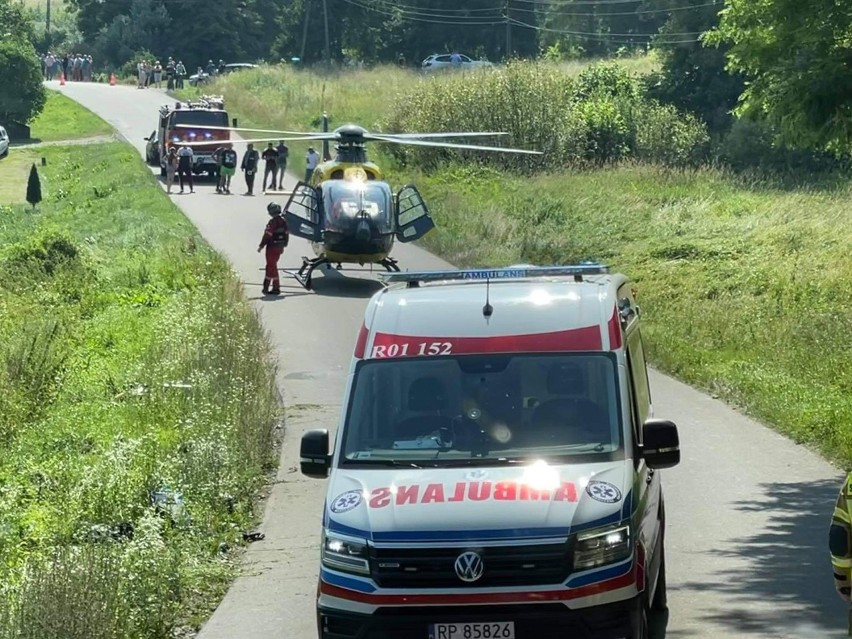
[
  {"x1": 46, "y1": 0, "x2": 51, "y2": 42},
  {"x1": 321, "y1": 0, "x2": 331, "y2": 65},
  {"x1": 505, "y1": 0, "x2": 512, "y2": 60},
  {"x1": 300, "y1": 0, "x2": 312, "y2": 63}
]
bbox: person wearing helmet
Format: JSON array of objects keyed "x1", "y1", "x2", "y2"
[{"x1": 257, "y1": 202, "x2": 289, "y2": 295}]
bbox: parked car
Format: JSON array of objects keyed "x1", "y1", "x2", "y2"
[
  {"x1": 421, "y1": 53, "x2": 493, "y2": 73},
  {"x1": 0, "y1": 125, "x2": 8, "y2": 159},
  {"x1": 189, "y1": 63, "x2": 258, "y2": 86},
  {"x1": 144, "y1": 130, "x2": 159, "y2": 165}
]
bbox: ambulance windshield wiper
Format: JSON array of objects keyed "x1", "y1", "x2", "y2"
[{"x1": 351, "y1": 459, "x2": 424, "y2": 469}]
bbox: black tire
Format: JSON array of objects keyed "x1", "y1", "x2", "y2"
[
  {"x1": 160, "y1": 164, "x2": 166, "y2": 177},
  {"x1": 632, "y1": 599, "x2": 650, "y2": 639},
  {"x1": 651, "y1": 539, "x2": 668, "y2": 611}
]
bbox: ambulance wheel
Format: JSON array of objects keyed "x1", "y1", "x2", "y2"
[
  {"x1": 631, "y1": 599, "x2": 650, "y2": 639},
  {"x1": 651, "y1": 541, "x2": 667, "y2": 611}
]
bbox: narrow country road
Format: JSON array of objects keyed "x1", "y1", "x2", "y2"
[{"x1": 55, "y1": 80, "x2": 848, "y2": 639}]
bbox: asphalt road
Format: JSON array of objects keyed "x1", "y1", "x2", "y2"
[{"x1": 55, "y1": 80, "x2": 849, "y2": 639}]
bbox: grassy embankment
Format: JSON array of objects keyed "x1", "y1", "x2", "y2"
[
  {"x1": 0, "y1": 91, "x2": 114, "y2": 205},
  {"x1": 0, "y1": 94, "x2": 279, "y2": 637},
  {"x1": 186, "y1": 60, "x2": 852, "y2": 464}
]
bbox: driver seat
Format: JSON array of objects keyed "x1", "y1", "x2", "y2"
[
  {"x1": 395, "y1": 376, "x2": 454, "y2": 439},
  {"x1": 529, "y1": 363, "x2": 609, "y2": 445}
]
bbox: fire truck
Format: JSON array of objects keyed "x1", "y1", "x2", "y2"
[{"x1": 149, "y1": 95, "x2": 231, "y2": 176}]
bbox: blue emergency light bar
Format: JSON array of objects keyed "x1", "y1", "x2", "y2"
[{"x1": 379, "y1": 263, "x2": 610, "y2": 286}]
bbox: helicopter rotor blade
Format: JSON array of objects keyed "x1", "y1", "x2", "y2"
[
  {"x1": 173, "y1": 124, "x2": 322, "y2": 136},
  {"x1": 176, "y1": 136, "x2": 324, "y2": 146},
  {"x1": 373, "y1": 132, "x2": 509, "y2": 140},
  {"x1": 368, "y1": 135, "x2": 543, "y2": 155}
]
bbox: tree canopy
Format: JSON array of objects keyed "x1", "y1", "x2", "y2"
[
  {"x1": 0, "y1": 0, "x2": 46, "y2": 125},
  {"x1": 710, "y1": 0, "x2": 852, "y2": 151}
]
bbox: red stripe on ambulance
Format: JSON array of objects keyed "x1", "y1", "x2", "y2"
[{"x1": 368, "y1": 326, "x2": 603, "y2": 359}]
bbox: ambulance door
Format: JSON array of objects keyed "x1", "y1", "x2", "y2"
[
  {"x1": 283, "y1": 182, "x2": 323, "y2": 242},
  {"x1": 395, "y1": 185, "x2": 435, "y2": 242}
]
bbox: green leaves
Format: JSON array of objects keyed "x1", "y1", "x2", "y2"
[{"x1": 712, "y1": 0, "x2": 852, "y2": 151}]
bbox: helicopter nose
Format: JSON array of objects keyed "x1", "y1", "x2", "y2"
[{"x1": 355, "y1": 220, "x2": 371, "y2": 242}]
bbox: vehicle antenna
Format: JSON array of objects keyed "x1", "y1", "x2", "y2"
[{"x1": 482, "y1": 277, "x2": 493, "y2": 319}]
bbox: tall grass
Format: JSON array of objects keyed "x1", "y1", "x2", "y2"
[{"x1": 0, "y1": 142, "x2": 279, "y2": 638}]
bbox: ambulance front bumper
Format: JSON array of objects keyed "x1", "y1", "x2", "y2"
[{"x1": 318, "y1": 598, "x2": 641, "y2": 639}]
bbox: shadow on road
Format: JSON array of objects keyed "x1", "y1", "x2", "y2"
[
  {"x1": 681, "y1": 478, "x2": 847, "y2": 636},
  {"x1": 307, "y1": 268, "x2": 385, "y2": 299}
]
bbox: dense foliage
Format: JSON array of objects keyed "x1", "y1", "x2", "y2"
[
  {"x1": 381, "y1": 62, "x2": 709, "y2": 171},
  {"x1": 0, "y1": 0, "x2": 46, "y2": 125},
  {"x1": 709, "y1": 0, "x2": 852, "y2": 153}
]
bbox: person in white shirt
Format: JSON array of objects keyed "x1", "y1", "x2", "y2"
[
  {"x1": 305, "y1": 147, "x2": 320, "y2": 182},
  {"x1": 176, "y1": 145, "x2": 194, "y2": 193}
]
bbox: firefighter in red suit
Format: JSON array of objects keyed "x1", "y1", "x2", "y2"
[{"x1": 257, "y1": 202, "x2": 289, "y2": 295}]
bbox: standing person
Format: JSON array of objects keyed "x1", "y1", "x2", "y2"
[
  {"x1": 166, "y1": 57, "x2": 176, "y2": 90},
  {"x1": 305, "y1": 146, "x2": 320, "y2": 183},
  {"x1": 257, "y1": 202, "x2": 289, "y2": 295},
  {"x1": 275, "y1": 140, "x2": 289, "y2": 189},
  {"x1": 137, "y1": 60, "x2": 146, "y2": 88},
  {"x1": 261, "y1": 142, "x2": 278, "y2": 191},
  {"x1": 219, "y1": 146, "x2": 238, "y2": 194},
  {"x1": 153, "y1": 61, "x2": 163, "y2": 88},
  {"x1": 177, "y1": 144, "x2": 194, "y2": 194},
  {"x1": 241, "y1": 143, "x2": 259, "y2": 195},
  {"x1": 212, "y1": 145, "x2": 225, "y2": 193},
  {"x1": 175, "y1": 61, "x2": 186, "y2": 89},
  {"x1": 164, "y1": 147, "x2": 179, "y2": 194}
]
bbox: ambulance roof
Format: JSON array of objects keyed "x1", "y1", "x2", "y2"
[{"x1": 360, "y1": 265, "x2": 629, "y2": 357}]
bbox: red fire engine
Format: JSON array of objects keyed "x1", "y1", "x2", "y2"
[{"x1": 150, "y1": 95, "x2": 231, "y2": 176}]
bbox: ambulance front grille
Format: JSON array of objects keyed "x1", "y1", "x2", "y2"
[{"x1": 369, "y1": 542, "x2": 570, "y2": 588}]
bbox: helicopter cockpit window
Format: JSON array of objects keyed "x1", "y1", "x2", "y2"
[{"x1": 321, "y1": 182, "x2": 393, "y2": 233}]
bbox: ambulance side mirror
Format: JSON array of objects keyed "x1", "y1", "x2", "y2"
[
  {"x1": 641, "y1": 419, "x2": 680, "y2": 469},
  {"x1": 300, "y1": 429, "x2": 330, "y2": 478}
]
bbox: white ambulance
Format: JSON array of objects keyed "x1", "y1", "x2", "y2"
[{"x1": 300, "y1": 264, "x2": 681, "y2": 639}]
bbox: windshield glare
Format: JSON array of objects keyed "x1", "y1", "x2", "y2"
[{"x1": 341, "y1": 353, "x2": 623, "y2": 466}]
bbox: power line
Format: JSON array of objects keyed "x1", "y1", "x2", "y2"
[
  {"x1": 509, "y1": 16, "x2": 702, "y2": 41},
  {"x1": 339, "y1": 0, "x2": 506, "y2": 24}
]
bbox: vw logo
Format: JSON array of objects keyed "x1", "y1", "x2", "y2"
[{"x1": 454, "y1": 551, "x2": 485, "y2": 583}]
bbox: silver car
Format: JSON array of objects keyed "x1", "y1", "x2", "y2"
[
  {"x1": 0, "y1": 126, "x2": 8, "y2": 159},
  {"x1": 421, "y1": 53, "x2": 493, "y2": 73}
]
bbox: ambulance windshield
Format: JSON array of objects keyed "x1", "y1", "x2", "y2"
[{"x1": 341, "y1": 353, "x2": 624, "y2": 466}]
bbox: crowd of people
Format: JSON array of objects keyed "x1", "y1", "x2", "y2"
[
  {"x1": 40, "y1": 52, "x2": 95, "y2": 81},
  {"x1": 137, "y1": 57, "x2": 188, "y2": 89}
]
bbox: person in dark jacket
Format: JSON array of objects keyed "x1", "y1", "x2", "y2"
[
  {"x1": 257, "y1": 202, "x2": 289, "y2": 295},
  {"x1": 241, "y1": 143, "x2": 260, "y2": 195},
  {"x1": 261, "y1": 142, "x2": 278, "y2": 191}
]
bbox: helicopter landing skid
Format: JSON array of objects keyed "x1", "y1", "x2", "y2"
[
  {"x1": 381, "y1": 257, "x2": 401, "y2": 273},
  {"x1": 292, "y1": 256, "x2": 330, "y2": 290}
]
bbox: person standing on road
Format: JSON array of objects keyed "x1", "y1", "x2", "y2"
[
  {"x1": 305, "y1": 146, "x2": 320, "y2": 183},
  {"x1": 241, "y1": 143, "x2": 260, "y2": 195},
  {"x1": 177, "y1": 144, "x2": 194, "y2": 194},
  {"x1": 175, "y1": 61, "x2": 186, "y2": 89},
  {"x1": 220, "y1": 146, "x2": 238, "y2": 194},
  {"x1": 165, "y1": 146, "x2": 179, "y2": 194},
  {"x1": 275, "y1": 140, "x2": 289, "y2": 189},
  {"x1": 261, "y1": 142, "x2": 279, "y2": 191},
  {"x1": 257, "y1": 202, "x2": 289, "y2": 295}
]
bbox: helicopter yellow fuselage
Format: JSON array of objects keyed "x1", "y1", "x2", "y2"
[{"x1": 308, "y1": 159, "x2": 384, "y2": 185}]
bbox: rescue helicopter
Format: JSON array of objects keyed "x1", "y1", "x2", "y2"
[{"x1": 176, "y1": 120, "x2": 541, "y2": 289}]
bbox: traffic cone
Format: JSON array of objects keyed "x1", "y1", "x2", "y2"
[
  {"x1": 109, "y1": 73, "x2": 116, "y2": 86},
  {"x1": 59, "y1": 72, "x2": 65, "y2": 86}
]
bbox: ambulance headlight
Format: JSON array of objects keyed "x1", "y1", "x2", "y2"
[
  {"x1": 322, "y1": 531, "x2": 370, "y2": 575},
  {"x1": 573, "y1": 524, "x2": 631, "y2": 571}
]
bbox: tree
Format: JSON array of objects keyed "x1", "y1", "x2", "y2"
[
  {"x1": 0, "y1": 36, "x2": 46, "y2": 126},
  {"x1": 646, "y1": 0, "x2": 744, "y2": 133},
  {"x1": 709, "y1": 0, "x2": 852, "y2": 151},
  {"x1": 26, "y1": 164, "x2": 42, "y2": 209}
]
